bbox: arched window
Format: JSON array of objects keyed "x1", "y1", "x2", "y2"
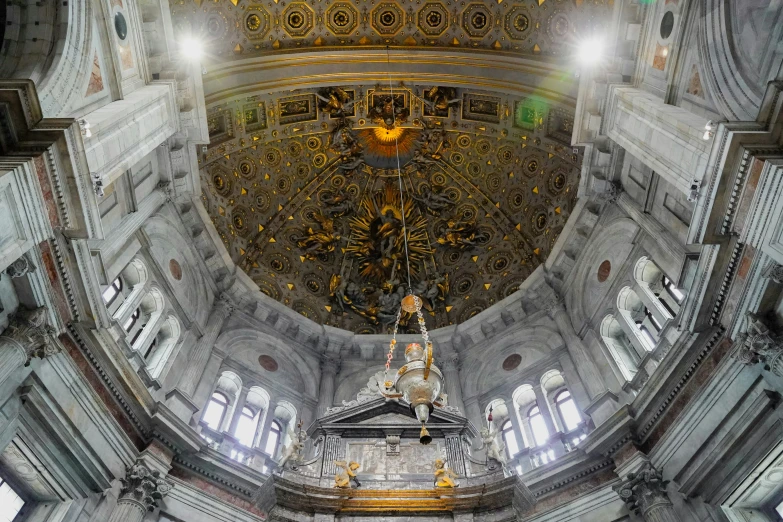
[
  {"x1": 265, "y1": 420, "x2": 282, "y2": 456},
  {"x1": 528, "y1": 405, "x2": 550, "y2": 447},
  {"x1": 554, "y1": 390, "x2": 581, "y2": 432},
  {"x1": 202, "y1": 392, "x2": 228, "y2": 431},
  {"x1": 501, "y1": 420, "x2": 520, "y2": 459},
  {"x1": 102, "y1": 278, "x2": 123, "y2": 306},
  {"x1": 235, "y1": 406, "x2": 259, "y2": 447},
  {"x1": 123, "y1": 308, "x2": 140, "y2": 332}
]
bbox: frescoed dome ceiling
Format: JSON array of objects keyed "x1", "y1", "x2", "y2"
[{"x1": 199, "y1": 83, "x2": 581, "y2": 333}]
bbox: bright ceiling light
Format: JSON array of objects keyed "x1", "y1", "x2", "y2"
[
  {"x1": 578, "y1": 37, "x2": 604, "y2": 65},
  {"x1": 181, "y1": 37, "x2": 204, "y2": 60}
]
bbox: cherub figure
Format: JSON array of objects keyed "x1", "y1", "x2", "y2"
[
  {"x1": 479, "y1": 423, "x2": 507, "y2": 467},
  {"x1": 334, "y1": 461, "x2": 361, "y2": 488},
  {"x1": 278, "y1": 420, "x2": 307, "y2": 469},
  {"x1": 433, "y1": 458, "x2": 458, "y2": 488}
]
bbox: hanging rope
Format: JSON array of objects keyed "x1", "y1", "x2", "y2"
[{"x1": 386, "y1": 46, "x2": 413, "y2": 294}]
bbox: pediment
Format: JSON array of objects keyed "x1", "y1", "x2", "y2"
[
  {"x1": 311, "y1": 398, "x2": 475, "y2": 440},
  {"x1": 357, "y1": 412, "x2": 421, "y2": 425}
]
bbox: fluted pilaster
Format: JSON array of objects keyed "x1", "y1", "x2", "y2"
[
  {"x1": 179, "y1": 294, "x2": 234, "y2": 397},
  {"x1": 316, "y1": 356, "x2": 339, "y2": 418}
]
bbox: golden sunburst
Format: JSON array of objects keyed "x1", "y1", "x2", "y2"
[{"x1": 346, "y1": 183, "x2": 430, "y2": 283}]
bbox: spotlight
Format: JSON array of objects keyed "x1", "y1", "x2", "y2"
[
  {"x1": 578, "y1": 37, "x2": 604, "y2": 65},
  {"x1": 181, "y1": 37, "x2": 204, "y2": 60}
]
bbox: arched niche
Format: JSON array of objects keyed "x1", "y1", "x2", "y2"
[{"x1": 599, "y1": 314, "x2": 640, "y2": 382}]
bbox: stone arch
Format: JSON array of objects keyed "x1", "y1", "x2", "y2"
[
  {"x1": 0, "y1": 0, "x2": 94, "y2": 116},
  {"x1": 461, "y1": 325, "x2": 563, "y2": 398},
  {"x1": 698, "y1": 0, "x2": 783, "y2": 121},
  {"x1": 213, "y1": 328, "x2": 317, "y2": 398}
]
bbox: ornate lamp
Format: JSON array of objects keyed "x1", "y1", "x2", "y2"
[{"x1": 380, "y1": 294, "x2": 443, "y2": 445}]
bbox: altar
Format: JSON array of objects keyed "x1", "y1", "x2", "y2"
[{"x1": 254, "y1": 397, "x2": 536, "y2": 521}]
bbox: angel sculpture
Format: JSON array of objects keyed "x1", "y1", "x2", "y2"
[
  {"x1": 433, "y1": 458, "x2": 458, "y2": 488},
  {"x1": 294, "y1": 213, "x2": 341, "y2": 259},
  {"x1": 278, "y1": 420, "x2": 307, "y2": 469},
  {"x1": 316, "y1": 87, "x2": 359, "y2": 118},
  {"x1": 334, "y1": 460, "x2": 361, "y2": 488},
  {"x1": 423, "y1": 86, "x2": 461, "y2": 114},
  {"x1": 479, "y1": 423, "x2": 507, "y2": 467}
]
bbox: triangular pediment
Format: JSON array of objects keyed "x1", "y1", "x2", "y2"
[
  {"x1": 358, "y1": 412, "x2": 421, "y2": 425},
  {"x1": 315, "y1": 398, "x2": 467, "y2": 428}
]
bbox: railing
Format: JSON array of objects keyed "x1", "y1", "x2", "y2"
[
  {"x1": 507, "y1": 422, "x2": 590, "y2": 473},
  {"x1": 198, "y1": 423, "x2": 274, "y2": 474}
]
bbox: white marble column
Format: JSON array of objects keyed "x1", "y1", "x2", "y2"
[
  {"x1": 441, "y1": 352, "x2": 466, "y2": 415},
  {"x1": 259, "y1": 395, "x2": 279, "y2": 455},
  {"x1": 316, "y1": 356, "x2": 339, "y2": 418},
  {"x1": 0, "y1": 307, "x2": 58, "y2": 388},
  {"x1": 227, "y1": 386, "x2": 250, "y2": 437},
  {"x1": 532, "y1": 385, "x2": 558, "y2": 440},
  {"x1": 614, "y1": 463, "x2": 678, "y2": 522}
]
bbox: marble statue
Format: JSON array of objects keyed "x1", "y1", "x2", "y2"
[
  {"x1": 278, "y1": 421, "x2": 308, "y2": 469},
  {"x1": 433, "y1": 458, "x2": 458, "y2": 488},
  {"x1": 334, "y1": 461, "x2": 361, "y2": 488},
  {"x1": 479, "y1": 424, "x2": 507, "y2": 467}
]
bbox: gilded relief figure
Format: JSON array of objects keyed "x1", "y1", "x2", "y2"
[
  {"x1": 294, "y1": 213, "x2": 341, "y2": 260},
  {"x1": 433, "y1": 458, "x2": 458, "y2": 488},
  {"x1": 368, "y1": 93, "x2": 409, "y2": 129},
  {"x1": 334, "y1": 461, "x2": 361, "y2": 488},
  {"x1": 316, "y1": 87, "x2": 358, "y2": 118},
  {"x1": 436, "y1": 219, "x2": 489, "y2": 249},
  {"x1": 423, "y1": 86, "x2": 460, "y2": 115}
]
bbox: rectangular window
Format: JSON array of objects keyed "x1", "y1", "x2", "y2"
[{"x1": 0, "y1": 477, "x2": 25, "y2": 522}]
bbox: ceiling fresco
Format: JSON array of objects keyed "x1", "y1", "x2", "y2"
[
  {"x1": 170, "y1": 0, "x2": 610, "y2": 58},
  {"x1": 200, "y1": 84, "x2": 581, "y2": 333}
]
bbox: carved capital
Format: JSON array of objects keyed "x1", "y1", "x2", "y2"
[
  {"x1": 0, "y1": 307, "x2": 58, "y2": 364},
  {"x1": 731, "y1": 312, "x2": 783, "y2": 375},
  {"x1": 613, "y1": 462, "x2": 671, "y2": 516},
  {"x1": 321, "y1": 355, "x2": 340, "y2": 374},
  {"x1": 598, "y1": 181, "x2": 623, "y2": 203},
  {"x1": 118, "y1": 461, "x2": 173, "y2": 511},
  {"x1": 216, "y1": 292, "x2": 236, "y2": 317},
  {"x1": 764, "y1": 263, "x2": 783, "y2": 285},
  {"x1": 6, "y1": 254, "x2": 35, "y2": 278},
  {"x1": 157, "y1": 180, "x2": 173, "y2": 203},
  {"x1": 543, "y1": 296, "x2": 565, "y2": 321},
  {"x1": 441, "y1": 352, "x2": 460, "y2": 372}
]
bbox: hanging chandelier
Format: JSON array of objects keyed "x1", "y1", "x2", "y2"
[{"x1": 376, "y1": 47, "x2": 444, "y2": 445}]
